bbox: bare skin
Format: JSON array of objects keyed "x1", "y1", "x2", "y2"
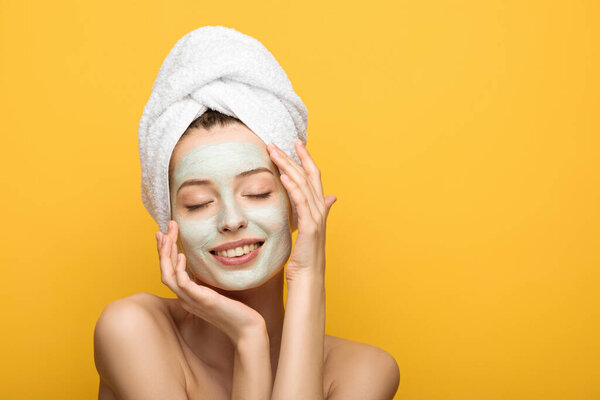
[
  {"x1": 94, "y1": 124, "x2": 400, "y2": 399},
  {"x1": 95, "y1": 292, "x2": 399, "y2": 400}
]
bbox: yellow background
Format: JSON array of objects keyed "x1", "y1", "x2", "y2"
[{"x1": 1, "y1": 0, "x2": 598, "y2": 399}]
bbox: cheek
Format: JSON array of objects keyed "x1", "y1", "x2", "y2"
[
  {"x1": 247, "y1": 195, "x2": 290, "y2": 233},
  {"x1": 177, "y1": 217, "x2": 217, "y2": 251}
]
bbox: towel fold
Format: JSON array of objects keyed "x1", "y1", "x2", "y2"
[{"x1": 138, "y1": 25, "x2": 308, "y2": 234}]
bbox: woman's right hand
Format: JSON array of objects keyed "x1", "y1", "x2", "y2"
[{"x1": 156, "y1": 220, "x2": 266, "y2": 345}]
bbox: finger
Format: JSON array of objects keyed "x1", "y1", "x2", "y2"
[
  {"x1": 280, "y1": 173, "x2": 318, "y2": 230},
  {"x1": 159, "y1": 235, "x2": 179, "y2": 289},
  {"x1": 168, "y1": 221, "x2": 179, "y2": 267},
  {"x1": 174, "y1": 254, "x2": 218, "y2": 310},
  {"x1": 267, "y1": 142, "x2": 305, "y2": 176},
  {"x1": 276, "y1": 141, "x2": 324, "y2": 209},
  {"x1": 269, "y1": 144, "x2": 323, "y2": 219},
  {"x1": 289, "y1": 142, "x2": 326, "y2": 215},
  {"x1": 157, "y1": 232, "x2": 165, "y2": 262},
  {"x1": 294, "y1": 140, "x2": 324, "y2": 199},
  {"x1": 155, "y1": 232, "x2": 195, "y2": 306},
  {"x1": 279, "y1": 172, "x2": 318, "y2": 226},
  {"x1": 324, "y1": 195, "x2": 338, "y2": 218},
  {"x1": 172, "y1": 253, "x2": 195, "y2": 303},
  {"x1": 174, "y1": 252, "x2": 192, "y2": 288},
  {"x1": 272, "y1": 142, "x2": 325, "y2": 209},
  {"x1": 293, "y1": 141, "x2": 327, "y2": 216}
]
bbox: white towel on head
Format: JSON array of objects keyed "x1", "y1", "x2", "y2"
[{"x1": 138, "y1": 25, "x2": 308, "y2": 234}]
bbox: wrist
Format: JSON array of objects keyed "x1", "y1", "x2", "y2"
[
  {"x1": 285, "y1": 273, "x2": 326, "y2": 313},
  {"x1": 233, "y1": 321, "x2": 269, "y2": 349},
  {"x1": 286, "y1": 269, "x2": 325, "y2": 289}
]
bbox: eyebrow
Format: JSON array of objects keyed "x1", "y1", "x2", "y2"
[{"x1": 176, "y1": 167, "x2": 274, "y2": 194}]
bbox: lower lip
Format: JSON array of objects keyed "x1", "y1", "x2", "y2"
[{"x1": 210, "y1": 243, "x2": 264, "y2": 266}]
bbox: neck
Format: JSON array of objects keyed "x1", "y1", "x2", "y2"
[{"x1": 184, "y1": 269, "x2": 285, "y2": 374}]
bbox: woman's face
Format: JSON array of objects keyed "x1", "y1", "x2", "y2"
[{"x1": 169, "y1": 123, "x2": 292, "y2": 291}]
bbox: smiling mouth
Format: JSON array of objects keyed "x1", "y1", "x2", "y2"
[{"x1": 209, "y1": 241, "x2": 265, "y2": 258}]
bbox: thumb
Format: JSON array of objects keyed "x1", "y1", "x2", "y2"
[{"x1": 324, "y1": 195, "x2": 337, "y2": 216}]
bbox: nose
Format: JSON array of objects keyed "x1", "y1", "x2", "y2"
[{"x1": 217, "y1": 197, "x2": 248, "y2": 233}]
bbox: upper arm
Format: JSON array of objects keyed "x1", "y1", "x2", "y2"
[
  {"x1": 327, "y1": 343, "x2": 400, "y2": 400},
  {"x1": 93, "y1": 296, "x2": 188, "y2": 400}
]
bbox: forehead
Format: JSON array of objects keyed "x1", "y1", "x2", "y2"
[
  {"x1": 170, "y1": 125, "x2": 276, "y2": 184},
  {"x1": 173, "y1": 141, "x2": 271, "y2": 182},
  {"x1": 170, "y1": 123, "x2": 267, "y2": 171}
]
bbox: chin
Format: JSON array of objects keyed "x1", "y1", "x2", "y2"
[{"x1": 199, "y1": 265, "x2": 284, "y2": 292}]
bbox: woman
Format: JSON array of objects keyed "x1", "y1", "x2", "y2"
[
  {"x1": 94, "y1": 26, "x2": 399, "y2": 400},
  {"x1": 94, "y1": 110, "x2": 399, "y2": 399}
]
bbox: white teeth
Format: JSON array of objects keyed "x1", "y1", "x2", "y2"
[{"x1": 216, "y1": 242, "x2": 261, "y2": 258}]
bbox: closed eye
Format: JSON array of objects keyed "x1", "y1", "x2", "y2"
[
  {"x1": 186, "y1": 201, "x2": 213, "y2": 211},
  {"x1": 186, "y1": 193, "x2": 271, "y2": 211},
  {"x1": 247, "y1": 192, "x2": 272, "y2": 199}
]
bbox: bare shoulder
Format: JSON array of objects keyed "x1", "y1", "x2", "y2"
[
  {"x1": 324, "y1": 335, "x2": 400, "y2": 400},
  {"x1": 94, "y1": 292, "x2": 172, "y2": 335},
  {"x1": 94, "y1": 292, "x2": 188, "y2": 400}
]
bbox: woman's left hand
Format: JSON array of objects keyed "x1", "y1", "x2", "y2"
[{"x1": 267, "y1": 140, "x2": 337, "y2": 283}]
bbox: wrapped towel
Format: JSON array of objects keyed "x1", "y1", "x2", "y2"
[{"x1": 138, "y1": 25, "x2": 308, "y2": 234}]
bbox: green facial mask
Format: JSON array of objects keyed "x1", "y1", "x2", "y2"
[{"x1": 171, "y1": 141, "x2": 292, "y2": 290}]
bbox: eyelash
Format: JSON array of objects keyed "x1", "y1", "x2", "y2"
[
  {"x1": 186, "y1": 192, "x2": 272, "y2": 211},
  {"x1": 186, "y1": 203, "x2": 211, "y2": 211},
  {"x1": 248, "y1": 192, "x2": 272, "y2": 199}
]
